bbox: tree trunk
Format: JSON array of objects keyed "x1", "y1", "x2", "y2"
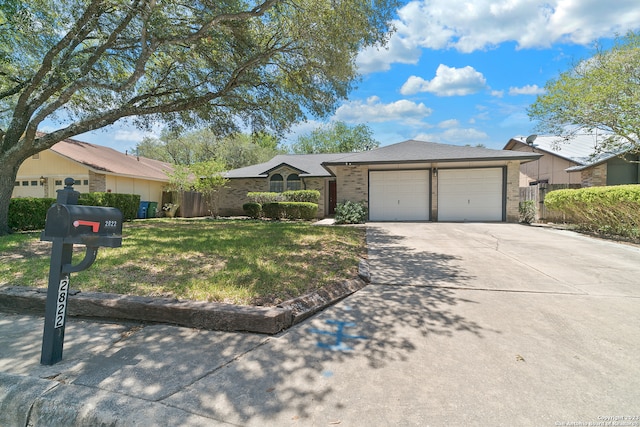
[{"x1": 0, "y1": 158, "x2": 21, "y2": 235}]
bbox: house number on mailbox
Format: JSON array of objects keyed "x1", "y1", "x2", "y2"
[{"x1": 55, "y1": 275, "x2": 70, "y2": 328}]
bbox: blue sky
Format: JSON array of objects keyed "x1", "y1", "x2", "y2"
[{"x1": 71, "y1": 0, "x2": 640, "y2": 152}]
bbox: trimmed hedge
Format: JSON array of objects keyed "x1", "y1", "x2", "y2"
[
  {"x1": 7, "y1": 193, "x2": 140, "y2": 231},
  {"x1": 544, "y1": 185, "x2": 640, "y2": 238},
  {"x1": 246, "y1": 190, "x2": 320, "y2": 220},
  {"x1": 262, "y1": 202, "x2": 318, "y2": 220},
  {"x1": 79, "y1": 192, "x2": 140, "y2": 221},
  {"x1": 8, "y1": 198, "x2": 56, "y2": 231},
  {"x1": 242, "y1": 202, "x2": 262, "y2": 219},
  {"x1": 248, "y1": 190, "x2": 320, "y2": 204},
  {"x1": 334, "y1": 201, "x2": 368, "y2": 224},
  {"x1": 247, "y1": 192, "x2": 279, "y2": 204},
  {"x1": 281, "y1": 190, "x2": 320, "y2": 203}
]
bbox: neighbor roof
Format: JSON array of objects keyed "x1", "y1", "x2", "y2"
[
  {"x1": 505, "y1": 133, "x2": 630, "y2": 171},
  {"x1": 322, "y1": 139, "x2": 541, "y2": 165},
  {"x1": 50, "y1": 138, "x2": 174, "y2": 181},
  {"x1": 224, "y1": 153, "x2": 348, "y2": 178}
]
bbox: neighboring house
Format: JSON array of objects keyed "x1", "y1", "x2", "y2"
[
  {"x1": 13, "y1": 137, "x2": 174, "y2": 206},
  {"x1": 220, "y1": 139, "x2": 540, "y2": 222},
  {"x1": 504, "y1": 133, "x2": 640, "y2": 187}
]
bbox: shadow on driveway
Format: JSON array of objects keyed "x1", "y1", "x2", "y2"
[{"x1": 366, "y1": 224, "x2": 474, "y2": 286}]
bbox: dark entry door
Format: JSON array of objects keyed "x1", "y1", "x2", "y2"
[{"x1": 329, "y1": 181, "x2": 337, "y2": 215}]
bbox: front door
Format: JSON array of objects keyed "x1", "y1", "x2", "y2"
[{"x1": 329, "y1": 181, "x2": 337, "y2": 215}]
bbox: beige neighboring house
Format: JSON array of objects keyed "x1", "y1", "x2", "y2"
[
  {"x1": 13, "y1": 137, "x2": 174, "y2": 205},
  {"x1": 504, "y1": 132, "x2": 640, "y2": 187}
]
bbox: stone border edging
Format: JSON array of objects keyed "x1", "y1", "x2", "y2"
[{"x1": 0, "y1": 260, "x2": 370, "y2": 334}]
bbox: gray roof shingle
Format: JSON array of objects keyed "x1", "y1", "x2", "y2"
[
  {"x1": 322, "y1": 139, "x2": 541, "y2": 165},
  {"x1": 225, "y1": 140, "x2": 541, "y2": 179}
]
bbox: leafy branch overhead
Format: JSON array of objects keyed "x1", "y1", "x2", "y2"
[
  {"x1": 0, "y1": 0, "x2": 398, "y2": 235},
  {"x1": 528, "y1": 31, "x2": 640, "y2": 154}
]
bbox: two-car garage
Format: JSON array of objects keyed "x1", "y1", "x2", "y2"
[
  {"x1": 368, "y1": 168, "x2": 505, "y2": 222},
  {"x1": 323, "y1": 139, "x2": 541, "y2": 223}
]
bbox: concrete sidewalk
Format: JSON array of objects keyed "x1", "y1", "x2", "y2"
[{"x1": 2, "y1": 223, "x2": 640, "y2": 426}]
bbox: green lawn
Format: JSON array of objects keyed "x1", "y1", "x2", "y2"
[{"x1": 0, "y1": 219, "x2": 366, "y2": 306}]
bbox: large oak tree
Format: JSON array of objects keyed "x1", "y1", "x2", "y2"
[
  {"x1": 528, "y1": 31, "x2": 640, "y2": 154},
  {"x1": 0, "y1": 0, "x2": 397, "y2": 234}
]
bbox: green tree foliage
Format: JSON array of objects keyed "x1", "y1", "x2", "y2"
[
  {"x1": 165, "y1": 160, "x2": 227, "y2": 216},
  {"x1": 136, "y1": 129, "x2": 284, "y2": 168},
  {"x1": 528, "y1": 31, "x2": 640, "y2": 154},
  {"x1": 291, "y1": 121, "x2": 380, "y2": 154},
  {"x1": 0, "y1": 0, "x2": 398, "y2": 234},
  {"x1": 191, "y1": 160, "x2": 228, "y2": 216}
]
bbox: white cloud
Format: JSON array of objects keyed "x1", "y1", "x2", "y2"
[
  {"x1": 359, "y1": 0, "x2": 640, "y2": 73},
  {"x1": 334, "y1": 96, "x2": 433, "y2": 125},
  {"x1": 400, "y1": 65, "x2": 487, "y2": 96},
  {"x1": 357, "y1": 35, "x2": 422, "y2": 73},
  {"x1": 413, "y1": 127, "x2": 489, "y2": 144},
  {"x1": 440, "y1": 127, "x2": 490, "y2": 143},
  {"x1": 491, "y1": 90, "x2": 505, "y2": 98},
  {"x1": 509, "y1": 84, "x2": 546, "y2": 95},
  {"x1": 438, "y1": 119, "x2": 460, "y2": 129}
]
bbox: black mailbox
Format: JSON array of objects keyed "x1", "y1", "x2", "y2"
[
  {"x1": 42, "y1": 204, "x2": 122, "y2": 248},
  {"x1": 40, "y1": 177, "x2": 126, "y2": 366}
]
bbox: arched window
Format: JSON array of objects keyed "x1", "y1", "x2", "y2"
[
  {"x1": 270, "y1": 174, "x2": 284, "y2": 192},
  {"x1": 286, "y1": 174, "x2": 301, "y2": 191}
]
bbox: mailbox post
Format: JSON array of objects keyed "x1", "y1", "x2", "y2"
[{"x1": 40, "y1": 178, "x2": 122, "y2": 365}]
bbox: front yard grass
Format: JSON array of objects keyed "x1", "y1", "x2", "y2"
[{"x1": 0, "y1": 219, "x2": 366, "y2": 306}]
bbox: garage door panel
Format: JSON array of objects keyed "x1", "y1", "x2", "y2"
[
  {"x1": 438, "y1": 168, "x2": 503, "y2": 222},
  {"x1": 370, "y1": 170, "x2": 430, "y2": 221}
]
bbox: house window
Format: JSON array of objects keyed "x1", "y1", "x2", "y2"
[
  {"x1": 55, "y1": 180, "x2": 62, "y2": 186},
  {"x1": 83, "y1": 179, "x2": 89, "y2": 186},
  {"x1": 22, "y1": 181, "x2": 29, "y2": 186},
  {"x1": 286, "y1": 174, "x2": 301, "y2": 191},
  {"x1": 30, "y1": 181, "x2": 38, "y2": 186},
  {"x1": 74, "y1": 179, "x2": 81, "y2": 185},
  {"x1": 270, "y1": 174, "x2": 284, "y2": 192},
  {"x1": 14, "y1": 181, "x2": 19, "y2": 186}
]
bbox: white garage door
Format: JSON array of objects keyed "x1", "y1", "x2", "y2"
[
  {"x1": 438, "y1": 168, "x2": 503, "y2": 221},
  {"x1": 369, "y1": 170, "x2": 430, "y2": 221}
]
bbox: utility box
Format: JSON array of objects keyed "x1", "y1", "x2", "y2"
[{"x1": 42, "y1": 205, "x2": 122, "y2": 248}]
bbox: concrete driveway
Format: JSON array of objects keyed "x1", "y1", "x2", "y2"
[
  {"x1": 2, "y1": 223, "x2": 639, "y2": 426},
  {"x1": 360, "y1": 222, "x2": 640, "y2": 423}
]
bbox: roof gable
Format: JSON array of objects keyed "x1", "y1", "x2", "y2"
[{"x1": 225, "y1": 153, "x2": 347, "y2": 178}]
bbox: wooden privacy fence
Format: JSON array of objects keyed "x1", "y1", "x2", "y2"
[
  {"x1": 162, "y1": 191, "x2": 210, "y2": 218},
  {"x1": 520, "y1": 184, "x2": 581, "y2": 221}
]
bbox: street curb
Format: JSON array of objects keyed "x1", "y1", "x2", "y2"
[
  {"x1": 0, "y1": 261, "x2": 369, "y2": 334},
  {"x1": 0, "y1": 373, "x2": 219, "y2": 426}
]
